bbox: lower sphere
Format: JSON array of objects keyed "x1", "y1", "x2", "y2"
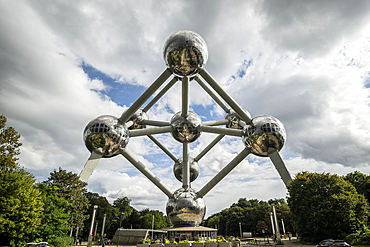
[
  {"x1": 173, "y1": 157, "x2": 199, "y2": 182},
  {"x1": 166, "y1": 188, "x2": 206, "y2": 227}
]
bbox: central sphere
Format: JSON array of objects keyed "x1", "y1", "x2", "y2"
[
  {"x1": 83, "y1": 115, "x2": 129, "y2": 158},
  {"x1": 170, "y1": 111, "x2": 202, "y2": 143},
  {"x1": 163, "y1": 30, "x2": 208, "y2": 77},
  {"x1": 173, "y1": 157, "x2": 200, "y2": 183},
  {"x1": 166, "y1": 188, "x2": 206, "y2": 227},
  {"x1": 242, "y1": 115, "x2": 286, "y2": 157},
  {"x1": 123, "y1": 109, "x2": 148, "y2": 130}
]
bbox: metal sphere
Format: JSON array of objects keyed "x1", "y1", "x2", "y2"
[
  {"x1": 224, "y1": 109, "x2": 252, "y2": 129},
  {"x1": 124, "y1": 109, "x2": 148, "y2": 130},
  {"x1": 166, "y1": 188, "x2": 206, "y2": 227},
  {"x1": 83, "y1": 115, "x2": 129, "y2": 158},
  {"x1": 242, "y1": 115, "x2": 286, "y2": 157},
  {"x1": 173, "y1": 157, "x2": 200, "y2": 182},
  {"x1": 163, "y1": 30, "x2": 208, "y2": 77},
  {"x1": 170, "y1": 111, "x2": 202, "y2": 143}
]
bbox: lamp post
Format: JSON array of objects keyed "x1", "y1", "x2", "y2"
[
  {"x1": 272, "y1": 204, "x2": 281, "y2": 244},
  {"x1": 101, "y1": 214, "x2": 107, "y2": 246},
  {"x1": 281, "y1": 219, "x2": 286, "y2": 238},
  {"x1": 88, "y1": 205, "x2": 98, "y2": 247},
  {"x1": 151, "y1": 214, "x2": 154, "y2": 240},
  {"x1": 118, "y1": 212, "x2": 124, "y2": 246},
  {"x1": 239, "y1": 222, "x2": 242, "y2": 238}
]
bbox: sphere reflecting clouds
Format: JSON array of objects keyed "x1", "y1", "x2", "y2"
[
  {"x1": 163, "y1": 30, "x2": 208, "y2": 77},
  {"x1": 224, "y1": 109, "x2": 251, "y2": 129},
  {"x1": 242, "y1": 115, "x2": 286, "y2": 157},
  {"x1": 166, "y1": 188, "x2": 206, "y2": 227},
  {"x1": 173, "y1": 157, "x2": 199, "y2": 182},
  {"x1": 84, "y1": 115, "x2": 129, "y2": 158},
  {"x1": 171, "y1": 111, "x2": 202, "y2": 143},
  {"x1": 124, "y1": 109, "x2": 148, "y2": 130}
]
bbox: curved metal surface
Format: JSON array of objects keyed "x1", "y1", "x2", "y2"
[
  {"x1": 163, "y1": 30, "x2": 208, "y2": 77},
  {"x1": 84, "y1": 115, "x2": 129, "y2": 158},
  {"x1": 243, "y1": 115, "x2": 286, "y2": 157},
  {"x1": 173, "y1": 156, "x2": 200, "y2": 182},
  {"x1": 224, "y1": 109, "x2": 251, "y2": 129},
  {"x1": 125, "y1": 109, "x2": 149, "y2": 130},
  {"x1": 170, "y1": 111, "x2": 202, "y2": 143},
  {"x1": 166, "y1": 188, "x2": 206, "y2": 227}
]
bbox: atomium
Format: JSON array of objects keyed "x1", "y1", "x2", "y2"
[
  {"x1": 173, "y1": 157, "x2": 199, "y2": 182},
  {"x1": 166, "y1": 188, "x2": 206, "y2": 227},
  {"x1": 170, "y1": 111, "x2": 202, "y2": 143},
  {"x1": 83, "y1": 115, "x2": 129, "y2": 158},
  {"x1": 80, "y1": 30, "x2": 292, "y2": 229},
  {"x1": 224, "y1": 109, "x2": 251, "y2": 129},
  {"x1": 243, "y1": 115, "x2": 286, "y2": 157},
  {"x1": 163, "y1": 30, "x2": 208, "y2": 77}
]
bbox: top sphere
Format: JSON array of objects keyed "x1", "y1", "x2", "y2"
[
  {"x1": 242, "y1": 115, "x2": 286, "y2": 157},
  {"x1": 83, "y1": 115, "x2": 129, "y2": 158},
  {"x1": 163, "y1": 30, "x2": 208, "y2": 77}
]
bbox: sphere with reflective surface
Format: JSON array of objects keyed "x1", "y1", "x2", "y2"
[
  {"x1": 124, "y1": 109, "x2": 149, "y2": 130},
  {"x1": 84, "y1": 115, "x2": 129, "y2": 158},
  {"x1": 163, "y1": 30, "x2": 208, "y2": 77},
  {"x1": 242, "y1": 115, "x2": 286, "y2": 157},
  {"x1": 170, "y1": 111, "x2": 202, "y2": 143},
  {"x1": 224, "y1": 109, "x2": 252, "y2": 129},
  {"x1": 166, "y1": 188, "x2": 206, "y2": 227},
  {"x1": 173, "y1": 157, "x2": 200, "y2": 182}
]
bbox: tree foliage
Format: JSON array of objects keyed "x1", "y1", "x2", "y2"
[
  {"x1": 0, "y1": 115, "x2": 22, "y2": 172},
  {"x1": 203, "y1": 198, "x2": 290, "y2": 237},
  {"x1": 32, "y1": 183, "x2": 70, "y2": 241},
  {"x1": 343, "y1": 171, "x2": 370, "y2": 204},
  {"x1": 0, "y1": 168, "x2": 44, "y2": 245},
  {"x1": 44, "y1": 168, "x2": 89, "y2": 230},
  {"x1": 288, "y1": 172, "x2": 369, "y2": 242}
]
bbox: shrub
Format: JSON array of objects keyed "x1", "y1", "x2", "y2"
[{"x1": 49, "y1": 236, "x2": 74, "y2": 247}]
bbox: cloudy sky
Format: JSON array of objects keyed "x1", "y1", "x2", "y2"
[{"x1": 1, "y1": 0, "x2": 370, "y2": 218}]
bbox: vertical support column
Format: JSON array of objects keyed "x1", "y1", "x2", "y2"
[
  {"x1": 101, "y1": 214, "x2": 107, "y2": 245},
  {"x1": 182, "y1": 76, "x2": 189, "y2": 118},
  {"x1": 183, "y1": 142, "x2": 190, "y2": 190},
  {"x1": 272, "y1": 204, "x2": 281, "y2": 244},
  {"x1": 270, "y1": 212, "x2": 275, "y2": 235},
  {"x1": 87, "y1": 205, "x2": 98, "y2": 247}
]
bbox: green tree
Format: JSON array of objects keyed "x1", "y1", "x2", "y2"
[
  {"x1": 0, "y1": 168, "x2": 44, "y2": 245},
  {"x1": 44, "y1": 168, "x2": 90, "y2": 233},
  {"x1": 288, "y1": 172, "x2": 369, "y2": 242},
  {"x1": 0, "y1": 115, "x2": 21, "y2": 172},
  {"x1": 343, "y1": 171, "x2": 370, "y2": 204},
  {"x1": 32, "y1": 183, "x2": 70, "y2": 242}
]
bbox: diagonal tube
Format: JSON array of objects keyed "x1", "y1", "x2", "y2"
[
  {"x1": 143, "y1": 77, "x2": 179, "y2": 112},
  {"x1": 142, "y1": 120, "x2": 171, "y2": 126},
  {"x1": 147, "y1": 135, "x2": 178, "y2": 162},
  {"x1": 120, "y1": 68, "x2": 172, "y2": 123},
  {"x1": 194, "y1": 76, "x2": 229, "y2": 112},
  {"x1": 198, "y1": 69, "x2": 252, "y2": 124},
  {"x1": 120, "y1": 148, "x2": 173, "y2": 198},
  {"x1": 194, "y1": 134, "x2": 225, "y2": 162},
  {"x1": 197, "y1": 147, "x2": 251, "y2": 198},
  {"x1": 267, "y1": 148, "x2": 292, "y2": 187},
  {"x1": 79, "y1": 150, "x2": 103, "y2": 182}
]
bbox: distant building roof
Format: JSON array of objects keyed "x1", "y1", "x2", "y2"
[{"x1": 161, "y1": 226, "x2": 217, "y2": 232}]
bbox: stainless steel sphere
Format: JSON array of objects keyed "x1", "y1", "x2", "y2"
[
  {"x1": 163, "y1": 30, "x2": 208, "y2": 77},
  {"x1": 242, "y1": 115, "x2": 286, "y2": 157},
  {"x1": 224, "y1": 109, "x2": 251, "y2": 129},
  {"x1": 170, "y1": 111, "x2": 202, "y2": 143},
  {"x1": 173, "y1": 157, "x2": 199, "y2": 182},
  {"x1": 123, "y1": 109, "x2": 148, "y2": 130},
  {"x1": 166, "y1": 188, "x2": 206, "y2": 227},
  {"x1": 83, "y1": 115, "x2": 129, "y2": 158}
]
